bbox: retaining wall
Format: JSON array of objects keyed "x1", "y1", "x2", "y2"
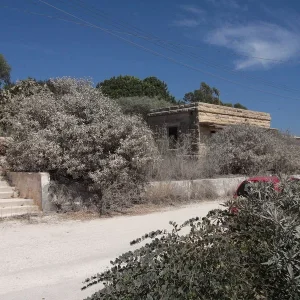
[
  {"x1": 7, "y1": 172, "x2": 53, "y2": 212},
  {"x1": 5, "y1": 172, "x2": 247, "y2": 212},
  {"x1": 147, "y1": 176, "x2": 247, "y2": 200}
]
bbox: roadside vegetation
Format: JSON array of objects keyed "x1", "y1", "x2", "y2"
[
  {"x1": 0, "y1": 73, "x2": 299, "y2": 214},
  {"x1": 1, "y1": 57, "x2": 300, "y2": 299},
  {"x1": 1, "y1": 78, "x2": 157, "y2": 214},
  {"x1": 205, "y1": 124, "x2": 300, "y2": 176},
  {"x1": 83, "y1": 179, "x2": 300, "y2": 299},
  {"x1": 148, "y1": 125, "x2": 300, "y2": 181}
]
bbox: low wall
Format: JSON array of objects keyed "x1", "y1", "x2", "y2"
[
  {"x1": 7, "y1": 172, "x2": 53, "y2": 212},
  {"x1": 5, "y1": 172, "x2": 247, "y2": 211},
  {"x1": 147, "y1": 176, "x2": 247, "y2": 201}
]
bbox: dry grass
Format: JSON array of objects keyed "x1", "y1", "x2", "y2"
[
  {"x1": 190, "y1": 181, "x2": 218, "y2": 200},
  {"x1": 143, "y1": 182, "x2": 189, "y2": 205},
  {"x1": 148, "y1": 133, "x2": 206, "y2": 181},
  {"x1": 148, "y1": 155, "x2": 206, "y2": 181},
  {"x1": 143, "y1": 179, "x2": 221, "y2": 205}
]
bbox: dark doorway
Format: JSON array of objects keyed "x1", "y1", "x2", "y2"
[{"x1": 168, "y1": 126, "x2": 178, "y2": 148}]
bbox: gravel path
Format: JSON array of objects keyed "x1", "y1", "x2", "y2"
[{"x1": 0, "y1": 201, "x2": 223, "y2": 300}]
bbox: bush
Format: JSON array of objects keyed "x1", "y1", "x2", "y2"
[
  {"x1": 97, "y1": 75, "x2": 176, "y2": 103},
  {"x1": 148, "y1": 132, "x2": 205, "y2": 181},
  {"x1": 83, "y1": 178, "x2": 300, "y2": 299},
  {"x1": 0, "y1": 78, "x2": 47, "y2": 134},
  {"x1": 205, "y1": 125, "x2": 300, "y2": 176},
  {"x1": 116, "y1": 96, "x2": 171, "y2": 119},
  {"x1": 4, "y1": 78, "x2": 157, "y2": 213},
  {"x1": 143, "y1": 182, "x2": 189, "y2": 205}
]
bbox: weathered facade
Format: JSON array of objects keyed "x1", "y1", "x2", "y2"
[{"x1": 147, "y1": 102, "x2": 271, "y2": 152}]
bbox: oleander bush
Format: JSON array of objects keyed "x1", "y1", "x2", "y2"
[{"x1": 83, "y1": 178, "x2": 300, "y2": 299}]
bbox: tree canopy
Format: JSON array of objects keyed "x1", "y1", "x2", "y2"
[
  {"x1": 184, "y1": 82, "x2": 247, "y2": 109},
  {"x1": 96, "y1": 75, "x2": 176, "y2": 103},
  {"x1": 116, "y1": 96, "x2": 172, "y2": 119},
  {"x1": 0, "y1": 54, "x2": 11, "y2": 87}
]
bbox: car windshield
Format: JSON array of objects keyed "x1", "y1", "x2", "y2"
[
  {"x1": 237, "y1": 180, "x2": 277, "y2": 199},
  {"x1": 237, "y1": 181, "x2": 253, "y2": 197}
]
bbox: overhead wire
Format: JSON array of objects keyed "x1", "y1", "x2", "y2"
[
  {"x1": 48, "y1": 0, "x2": 300, "y2": 94},
  {"x1": 32, "y1": 0, "x2": 300, "y2": 103},
  {"x1": 4, "y1": 3, "x2": 290, "y2": 63},
  {"x1": 6, "y1": 2, "x2": 299, "y2": 94}
]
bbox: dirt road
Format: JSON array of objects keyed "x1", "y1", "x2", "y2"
[{"x1": 0, "y1": 201, "x2": 223, "y2": 300}]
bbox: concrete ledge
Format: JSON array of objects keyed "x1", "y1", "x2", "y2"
[
  {"x1": 147, "y1": 176, "x2": 247, "y2": 200},
  {"x1": 7, "y1": 172, "x2": 54, "y2": 212}
]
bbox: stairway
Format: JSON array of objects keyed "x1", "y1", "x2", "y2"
[{"x1": 0, "y1": 176, "x2": 39, "y2": 218}]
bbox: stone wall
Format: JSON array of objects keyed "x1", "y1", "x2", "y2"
[
  {"x1": 199, "y1": 124, "x2": 212, "y2": 143},
  {"x1": 147, "y1": 111, "x2": 195, "y2": 134},
  {"x1": 198, "y1": 103, "x2": 271, "y2": 128},
  {"x1": 147, "y1": 105, "x2": 200, "y2": 151},
  {"x1": 147, "y1": 104, "x2": 199, "y2": 134}
]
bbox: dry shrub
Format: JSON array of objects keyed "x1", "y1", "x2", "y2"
[
  {"x1": 83, "y1": 179, "x2": 300, "y2": 300},
  {"x1": 148, "y1": 133, "x2": 205, "y2": 181},
  {"x1": 143, "y1": 182, "x2": 189, "y2": 205},
  {"x1": 0, "y1": 137, "x2": 12, "y2": 156},
  {"x1": 205, "y1": 125, "x2": 300, "y2": 176},
  {"x1": 190, "y1": 180, "x2": 218, "y2": 200},
  {"x1": 0, "y1": 137, "x2": 11, "y2": 176},
  {"x1": 48, "y1": 181, "x2": 87, "y2": 212},
  {"x1": 4, "y1": 78, "x2": 157, "y2": 214},
  {"x1": 148, "y1": 156, "x2": 204, "y2": 181}
]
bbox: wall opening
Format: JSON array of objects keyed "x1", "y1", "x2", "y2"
[{"x1": 168, "y1": 126, "x2": 178, "y2": 149}]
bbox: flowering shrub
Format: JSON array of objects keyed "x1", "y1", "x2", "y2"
[
  {"x1": 205, "y1": 125, "x2": 300, "y2": 176},
  {"x1": 83, "y1": 178, "x2": 300, "y2": 299},
  {"x1": 5, "y1": 78, "x2": 157, "y2": 213}
]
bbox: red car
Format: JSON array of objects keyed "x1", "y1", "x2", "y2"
[
  {"x1": 234, "y1": 176, "x2": 280, "y2": 198},
  {"x1": 234, "y1": 176, "x2": 300, "y2": 198},
  {"x1": 231, "y1": 176, "x2": 300, "y2": 214}
]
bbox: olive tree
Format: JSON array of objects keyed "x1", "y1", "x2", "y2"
[{"x1": 0, "y1": 54, "x2": 11, "y2": 87}]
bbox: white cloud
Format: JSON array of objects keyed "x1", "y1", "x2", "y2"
[
  {"x1": 205, "y1": 0, "x2": 248, "y2": 11},
  {"x1": 180, "y1": 5, "x2": 206, "y2": 15},
  {"x1": 205, "y1": 22, "x2": 300, "y2": 70},
  {"x1": 173, "y1": 19, "x2": 201, "y2": 28},
  {"x1": 172, "y1": 5, "x2": 206, "y2": 27}
]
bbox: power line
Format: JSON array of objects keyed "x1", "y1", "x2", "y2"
[
  {"x1": 67, "y1": 0, "x2": 289, "y2": 63},
  {"x1": 6, "y1": 3, "x2": 299, "y2": 93},
  {"x1": 169, "y1": 44, "x2": 290, "y2": 63},
  {"x1": 50, "y1": 0, "x2": 300, "y2": 94},
  {"x1": 2, "y1": 6, "x2": 96, "y2": 27},
  {"x1": 34, "y1": 0, "x2": 300, "y2": 103}
]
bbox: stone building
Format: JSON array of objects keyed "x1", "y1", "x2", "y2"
[{"x1": 147, "y1": 102, "x2": 271, "y2": 152}]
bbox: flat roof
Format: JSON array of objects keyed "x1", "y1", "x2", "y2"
[{"x1": 148, "y1": 102, "x2": 270, "y2": 118}]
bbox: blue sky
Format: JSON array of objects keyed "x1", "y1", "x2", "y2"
[{"x1": 1, "y1": 0, "x2": 300, "y2": 134}]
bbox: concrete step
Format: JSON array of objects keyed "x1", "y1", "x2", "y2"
[
  {"x1": 0, "y1": 186, "x2": 14, "y2": 193},
  {"x1": 0, "y1": 198, "x2": 34, "y2": 208},
  {"x1": 0, "y1": 191, "x2": 14, "y2": 199},
  {"x1": 0, "y1": 205, "x2": 39, "y2": 218},
  {"x1": 0, "y1": 180, "x2": 10, "y2": 187}
]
